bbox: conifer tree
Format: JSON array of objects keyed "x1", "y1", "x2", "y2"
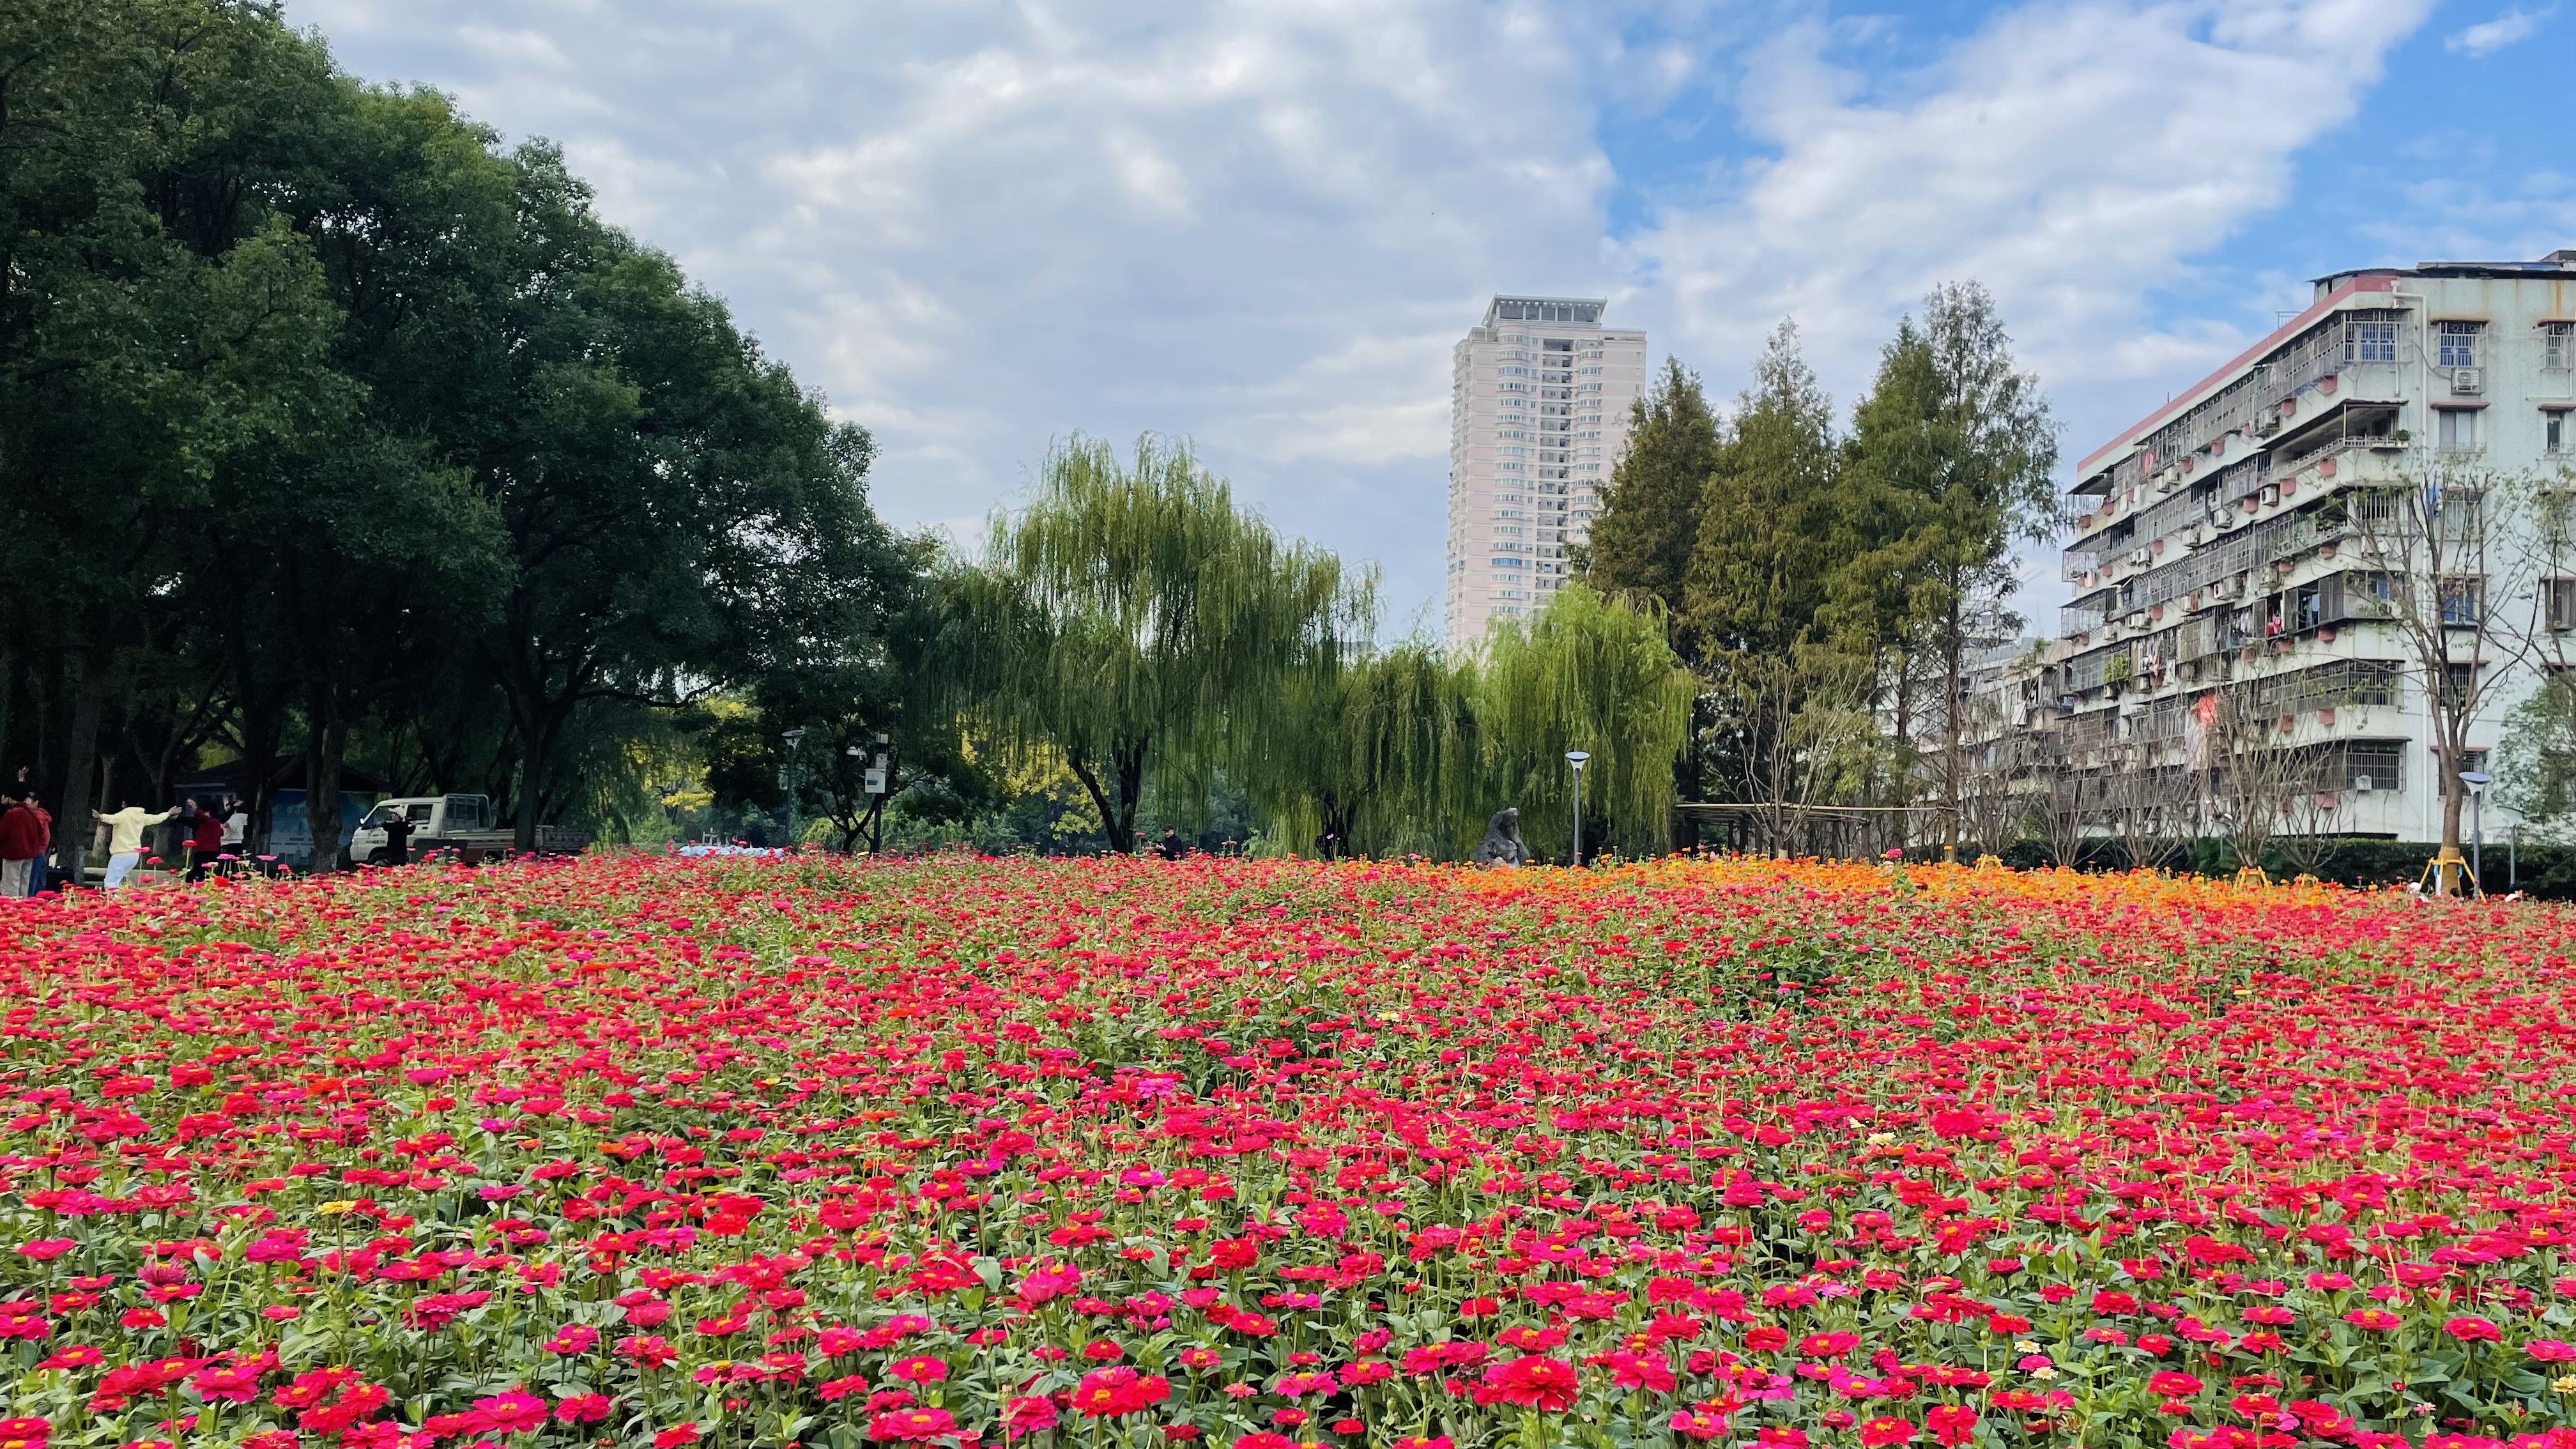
[
  {"x1": 1577, "y1": 357, "x2": 1722, "y2": 655},
  {"x1": 1844, "y1": 284, "x2": 2058, "y2": 855}
]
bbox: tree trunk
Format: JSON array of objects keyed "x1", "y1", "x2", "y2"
[
  {"x1": 1319, "y1": 794, "x2": 1359, "y2": 859},
  {"x1": 1064, "y1": 752, "x2": 1122, "y2": 856},
  {"x1": 1888, "y1": 649, "x2": 1915, "y2": 855},
  {"x1": 511, "y1": 703, "x2": 567, "y2": 852},
  {"x1": 1113, "y1": 737, "x2": 1147, "y2": 855},
  {"x1": 304, "y1": 711, "x2": 344, "y2": 873},
  {"x1": 240, "y1": 696, "x2": 284, "y2": 860},
  {"x1": 2439, "y1": 758, "x2": 2467, "y2": 896},
  {"x1": 1941, "y1": 602, "x2": 1965, "y2": 859},
  {"x1": 54, "y1": 652, "x2": 108, "y2": 888}
]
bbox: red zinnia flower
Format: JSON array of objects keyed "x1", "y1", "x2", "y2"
[
  {"x1": 1478, "y1": 1356, "x2": 1579, "y2": 1413},
  {"x1": 868, "y1": 1408, "x2": 958, "y2": 1442}
]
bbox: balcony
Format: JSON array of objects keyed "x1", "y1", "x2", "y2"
[
  {"x1": 2060, "y1": 590, "x2": 2115, "y2": 636},
  {"x1": 2260, "y1": 324, "x2": 2349, "y2": 411},
  {"x1": 2270, "y1": 399, "x2": 2403, "y2": 466}
]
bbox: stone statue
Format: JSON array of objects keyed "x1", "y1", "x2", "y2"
[{"x1": 1471, "y1": 808, "x2": 1528, "y2": 867}]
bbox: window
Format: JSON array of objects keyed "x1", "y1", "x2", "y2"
[
  {"x1": 2439, "y1": 321, "x2": 2482, "y2": 369},
  {"x1": 2343, "y1": 741, "x2": 2405, "y2": 793},
  {"x1": 2435, "y1": 487, "x2": 2483, "y2": 545},
  {"x1": 2546, "y1": 323, "x2": 2573, "y2": 371},
  {"x1": 2435, "y1": 745, "x2": 2491, "y2": 778},
  {"x1": 2437, "y1": 407, "x2": 2481, "y2": 452},
  {"x1": 2437, "y1": 576, "x2": 2483, "y2": 626},
  {"x1": 2551, "y1": 578, "x2": 2576, "y2": 631},
  {"x1": 2348, "y1": 319, "x2": 2397, "y2": 363},
  {"x1": 2442, "y1": 662, "x2": 2480, "y2": 702},
  {"x1": 2347, "y1": 659, "x2": 2402, "y2": 707},
  {"x1": 2550, "y1": 412, "x2": 2568, "y2": 456}
]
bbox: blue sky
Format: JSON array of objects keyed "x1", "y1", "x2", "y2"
[{"x1": 291, "y1": 0, "x2": 2567, "y2": 632}]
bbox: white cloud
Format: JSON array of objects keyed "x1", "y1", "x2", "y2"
[
  {"x1": 1625, "y1": 0, "x2": 2437, "y2": 472},
  {"x1": 293, "y1": 0, "x2": 1659, "y2": 623},
  {"x1": 2446, "y1": 6, "x2": 2552, "y2": 56},
  {"x1": 289, "y1": 0, "x2": 2444, "y2": 625}
]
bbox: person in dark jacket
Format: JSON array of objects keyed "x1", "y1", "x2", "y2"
[
  {"x1": 378, "y1": 806, "x2": 414, "y2": 868},
  {"x1": 184, "y1": 798, "x2": 224, "y2": 882},
  {"x1": 0, "y1": 792, "x2": 42, "y2": 898}
]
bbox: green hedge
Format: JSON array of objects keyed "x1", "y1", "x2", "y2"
[{"x1": 1977, "y1": 837, "x2": 2576, "y2": 897}]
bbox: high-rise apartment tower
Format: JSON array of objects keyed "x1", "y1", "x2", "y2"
[{"x1": 1445, "y1": 296, "x2": 1648, "y2": 647}]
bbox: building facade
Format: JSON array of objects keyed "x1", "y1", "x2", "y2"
[
  {"x1": 2043, "y1": 252, "x2": 2576, "y2": 845},
  {"x1": 1444, "y1": 296, "x2": 1648, "y2": 648}
]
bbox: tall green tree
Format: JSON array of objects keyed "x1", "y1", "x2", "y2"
[
  {"x1": 1240, "y1": 642, "x2": 1479, "y2": 859},
  {"x1": 1473, "y1": 583, "x2": 1696, "y2": 862},
  {"x1": 952, "y1": 435, "x2": 1365, "y2": 854},
  {"x1": 1677, "y1": 325, "x2": 1892, "y2": 850},
  {"x1": 3, "y1": 2, "x2": 926, "y2": 871},
  {"x1": 1577, "y1": 357, "x2": 1722, "y2": 651},
  {"x1": 1845, "y1": 282, "x2": 2058, "y2": 855},
  {"x1": 748, "y1": 529, "x2": 977, "y2": 855},
  {"x1": 1685, "y1": 323, "x2": 1847, "y2": 658},
  {"x1": 0, "y1": 0, "x2": 351, "y2": 878}
]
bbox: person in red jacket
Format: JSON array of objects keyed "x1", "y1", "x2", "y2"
[
  {"x1": 0, "y1": 791, "x2": 43, "y2": 898},
  {"x1": 183, "y1": 797, "x2": 225, "y2": 883}
]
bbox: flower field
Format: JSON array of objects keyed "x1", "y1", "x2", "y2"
[{"x1": 5, "y1": 855, "x2": 2576, "y2": 1449}]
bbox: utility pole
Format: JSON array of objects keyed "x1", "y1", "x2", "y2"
[{"x1": 780, "y1": 727, "x2": 806, "y2": 850}]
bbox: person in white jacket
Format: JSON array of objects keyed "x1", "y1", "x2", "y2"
[{"x1": 93, "y1": 800, "x2": 174, "y2": 890}]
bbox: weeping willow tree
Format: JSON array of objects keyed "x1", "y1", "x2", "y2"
[
  {"x1": 1471, "y1": 583, "x2": 1697, "y2": 862},
  {"x1": 947, "y1": 434, "x2": 1365, "y2": 854},
  {"x1": 1239, "y1": 642, "x2": 1481, "y2": 858}
]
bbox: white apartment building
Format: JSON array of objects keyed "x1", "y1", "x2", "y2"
[
  {"x1": 1445, "y1": 296, "x2": 1648, "y2": 647},
  {"x1": 2050, "y1": 252, "x2": 2576, "y2": 844}
]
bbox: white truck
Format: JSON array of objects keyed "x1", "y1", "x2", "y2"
[{"x1": 349, "y1": 794, "x2": 588, "y2": 866}]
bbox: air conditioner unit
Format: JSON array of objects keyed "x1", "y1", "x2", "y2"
[
  {"x1": 2453, "y1": 367, "x2": 2485, "y2": 395},
  {"x1": 2260, "y1": 485, "x2": 2280, "y2": 506},
  {"x1": 2352, "y1": 774, "x2": 2374, "y2": 793},
  {"x1": 2129, "y1": 549, "x2": 2152, "y2": 567},
  {"x1": 2184, "y1": 525, "x2": 2205, "y2": 546},
  {"x1": 2215, "y1": 512, "x2": 2239, "y2": 531}
]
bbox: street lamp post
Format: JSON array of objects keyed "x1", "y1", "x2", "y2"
[
  {"x1": 1565, "y1": 751, "x2": 1590, "y2": 868},
  {"x1": 2461, "y1": 769, "x2": 2490, "y2": 897},
  {"x1": 781, "y1": 727, "x2": 807, "y2": 850}
]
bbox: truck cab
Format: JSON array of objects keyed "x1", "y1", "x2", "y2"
[
  {"x1": 349, "y1": 794, "x2": 586, "y2": 865},
  {"x1": 350, "y1": 794, "x2": 491, "y2": 865}
]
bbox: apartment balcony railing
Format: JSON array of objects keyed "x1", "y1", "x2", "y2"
[
  {"x1": 2128, "y1": 696, "x2": 2189, "y2": 743},
  {"x1": 2261, "y1": 323, "x2": 2349, "y2": 411}
]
